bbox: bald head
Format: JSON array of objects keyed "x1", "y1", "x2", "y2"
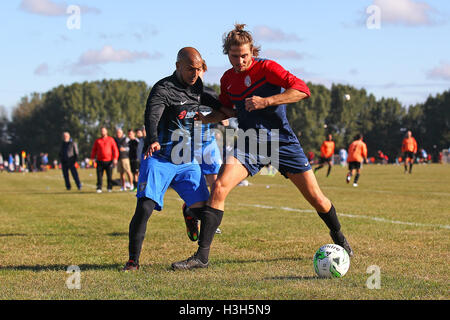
[
  {"x1": 177, "y1": 47, "x2": 202, "y2": 64},
  {"x1": 176, "y1": 47, "x2": 204, "y2": 86}
]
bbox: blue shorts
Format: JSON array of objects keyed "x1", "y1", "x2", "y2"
[
  {"x1": 197, "y1": 140, "x2": 222, "y2": 176},
  {"x1": 136, "y1": 155, "x2": 209, "y2": 211},
  {"x1": 233, "y1": 142, "x2": 311, "y2": 178}
]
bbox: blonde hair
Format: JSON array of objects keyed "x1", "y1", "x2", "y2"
[{"x1": 222, "y1": 23, "x2": 260, "y2": 57}]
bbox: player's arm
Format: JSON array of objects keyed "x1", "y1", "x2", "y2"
[
  {"x1": 245, "y1": 88, "x2": 308, "y2": 112},
  {"x1": 245, "y1": 60, "x2": 310, "y2": 112},
  {"x1": 144, "y1": 84, "x2": 167, "y2": 158},
  {"x1": 197, "y1": 86, "x2": 230, "y2": 124},
  {"x1": 195, "y1": 109, "x2": 229, "y2": 124}
]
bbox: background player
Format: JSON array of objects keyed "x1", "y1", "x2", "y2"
[
  {"x1": 346, "y1": 133, "x2": 368, "y2": 187},
  {"x1": 401, "y1": 130, "x2": 417, "y2": 174},
  {"x1": 314, "y1": 134, "x2": 335, "y2": 177}
]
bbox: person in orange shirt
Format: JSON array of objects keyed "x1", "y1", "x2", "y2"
[
  {"x1": 346, "y1": 134, "x2": 368, "y2": 187},
  {"x1": 314, "y1": 134, "x2": 335, "y2": 177},
  {"x1": 401, "y1": 130, "x2": 417, "y2": 174}
]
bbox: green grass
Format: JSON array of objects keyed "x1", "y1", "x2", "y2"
[{"x1": 0, "y1": 164, "x2": 449, "y2": 299}]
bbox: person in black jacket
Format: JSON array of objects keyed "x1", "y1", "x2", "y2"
[{"x1": 59, "y1": 131, "x2": 82, "y2": 191}]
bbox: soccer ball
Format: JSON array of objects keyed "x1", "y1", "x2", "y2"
[
  {"x1": 313, "y1": 244, "x2": 350, "y2": 278},
  {"x1": 344, "y1": 94, "x2": 351, "y2": 100}
]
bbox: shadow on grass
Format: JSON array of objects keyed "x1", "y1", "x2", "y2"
[
  {"x1": 264, "y1": 275, "x2": 324, "y2": 281},
  {"x1": 0, "y1": 232, "x2": 127, "y2": 237},
  {"x1": 215, "y1": 256, "x2": 304, "y2": 265},
  {"x1": 0, "y1": 263, "x2": 123, "y2": 272}
]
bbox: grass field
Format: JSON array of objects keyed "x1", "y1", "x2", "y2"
[{"x1": 0, "y1": 164, "x2": 449, "y2": 300}]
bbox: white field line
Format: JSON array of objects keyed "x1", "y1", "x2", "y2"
[
  {"x1": 236, "y1": 203, "x2": 450, "y2": 230},
  {"x1": 23, "y1": 173, "x2": 450, "y2": 230}
]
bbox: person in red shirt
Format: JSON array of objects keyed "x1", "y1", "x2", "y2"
[
  {"x1": 90, "y1": 127, "x2": 119, "y2": 193},
  {"x1": 346, "y1": 134, "x2": 368, "y2": 187},
  {"x1": 172, "y1": 24, "x2": 353, "y2": 271},
  {"x1": 314, "y1": 134, "x2": 335, "y2": 177},
  {"x1": 401, "y1": 130, "x2": 417, "y2": 174}
]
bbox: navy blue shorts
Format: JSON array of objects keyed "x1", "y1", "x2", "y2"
[
  {"x1": 136, "y1": 155, "x2": 209, "y2": 211},
  {"x1": 232, "y1": 141, "x2": 311, "y2": 178}
]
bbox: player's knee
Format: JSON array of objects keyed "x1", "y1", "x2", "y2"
[
  {"x1": 211, "y1": 179, "x2": 229, "y2": 201},
  {"x1": 311, "y1": 195, "x2": 330, "y2": 213}
]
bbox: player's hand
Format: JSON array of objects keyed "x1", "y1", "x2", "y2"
[
  {"x1": 113, "y1": 159, "x2": 118, "y2": 166},
  {"x1": 245, "y1": 95, "x2": 268, "y2": 112},
  {"x1": 194, "y1": 112, "x2": 207, "y2": 123},
  {"x1": 144, "y1": 142, "x2": 161, "y2": 159}
]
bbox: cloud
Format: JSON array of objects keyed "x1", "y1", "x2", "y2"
[
  {"x1": 63, "y1": 45, "x2": 162, "y2": 76},
  {"x1": 262, "y1": 49, "x2": 305, "y2": 60},
  {"x1": 372, "y1": 0, "x2": 437, "y2": 26},
  {"x1": 253, "y1": 25, "x2": 302, "y2": 42},
  {"x1": 34, "y1": 63, "x2": 49, "y2": 76},
  {"x1": 76, "y1": 45, "x2": 161, "y2": 66},
  {"x1": 427, "y1": 62, "x2": 450, "y2": 81},
  {"x1": 19, "y1": 0, "x2": 100, "y2": 16}
]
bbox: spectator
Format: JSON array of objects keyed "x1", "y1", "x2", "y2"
[
  {"x1": 91, "y1": 127, "x2": 119, "y2": 193},
  {"x1": 115, "y1": 128, "x2": 134, "y2": 191},
  {"x1": 128, "y1": 129, "x2": 140, "y2": 191},
  {"x1": 59, "y1": 131, "x2": 82, "y2": 191}
]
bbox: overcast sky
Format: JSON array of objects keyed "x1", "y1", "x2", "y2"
[{"x1": 1, "y1": 0, "x2": 449, "y2": 116}]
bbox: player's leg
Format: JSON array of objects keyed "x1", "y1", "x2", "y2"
[
  {"x1": 172, "y1": 156, "x2": 249, "y2": 270},
  {"x1": 346, "y1": 165, "x2": 352, "y2": 184},
  {"x1": 208, "y1": 156, "x2": 249, "y2": 210},
  {"x1": 123, "y1": 197, "x2": 156, "y2": 271},
  {"x1": 326, "y1": 160, "x2": 332, "y2": 177},
  {"x1": 404, "y1": 154, "x2": 409, "y2": 173},
  {"x1": 353, "y1": 167, "x2": 361, "y2": 186},
  {"x1": 409, "y1": 154, "x2": 414, "y2": 173},
  {"x1": 123, "y1": 156, "x2": 175, "y2": 271},
  {"x1": 287, "y1": 170, "x2": 354, "y2": 256}
]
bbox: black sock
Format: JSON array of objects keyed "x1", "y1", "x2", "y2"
[
  {"x1": 326, "y1": 166, "x2": 332, "y2": 177},
  {"x1": 354, "y1": 173, "x2": 360, "y2": 184},
  {"x1": 128, "y1": 197, "x2": 156, "y2": 263},
  {"x1": 317, "y1": 204, "x2": 341, "y2": 232},
  {"x1": 195, "y1": 206, "x2": 223, "y2": 263},
  {"x1": 409, "y1": 163, "x2": 413, "y2": 173}
]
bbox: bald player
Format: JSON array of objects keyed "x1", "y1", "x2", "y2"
[{"x1": 122, "y1": 47, "x2": 224, "y2": 271}]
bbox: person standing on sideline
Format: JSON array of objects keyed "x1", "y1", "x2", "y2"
[
  {"x1": 127, "y1": 129, "x2": 140, "y2": 191},
  {"x1": 59, "y1": 131, "x2": 82, "y2": 191},
  {"x1": 314, "y1": 134, "x2": 335, "y2": 177},
  {"x1": 91, "y1": 127, "x2": 119, "y2": 193},
  {"x1": 401, "y1": 130, "x2": 417, "y2": 174},
  {"x1": 172, "y1": 24, "x2": 353, "y2": 271},
  {"x1": 346, "y1": 134, "x2": 368, "y2": 187},
  {"x1": 136, "y1": 127, "x2": 146, "y2": 163},
  {"x1": 115, "y1": 128, "x2": 134, "y2": 191}
]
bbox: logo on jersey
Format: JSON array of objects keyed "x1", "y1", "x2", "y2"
[
  {"x1": 178, "y1": 110, "x2": 187, "y2": 119},
  {"x1": 244, "y1": 75, "x2": 251, "y2": 87}
]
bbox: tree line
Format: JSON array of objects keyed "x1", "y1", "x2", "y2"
[{"x1": 1, "y1": 79, "x2": 449, "y2": 163}]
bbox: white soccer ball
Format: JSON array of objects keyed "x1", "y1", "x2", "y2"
[
  {"x1": 313, "y1": 244, "x2": 350, "y2": 278},
  {"x1": 344, "y1": 94, "x2": 351, "y2": 101}
]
